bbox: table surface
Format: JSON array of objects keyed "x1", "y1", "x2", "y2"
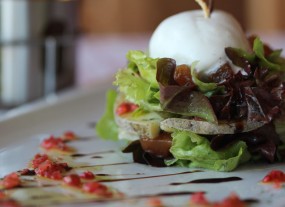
[
  {"x1": 1, "y1": 83, "x2": 285, "y2": 207},
  {"x1": 1, "y1": 33, "x2": 285, "y2": 206},
  {"x1": 0, "y1": 81, "x2": 112, "y2": 148}
]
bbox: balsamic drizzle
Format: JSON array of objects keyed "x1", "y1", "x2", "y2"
[
  {"x1": 71, "y1": 150, "x2": 116, "y2": 158},
  {"x1": 99, "y1": 171, "x2": 202, "y2": 183},
  {"x1": 170, "y1": 176, "x2": 242, "y2": 186}
]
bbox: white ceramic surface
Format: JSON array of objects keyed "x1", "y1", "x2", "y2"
[{"x1": 1, "y1": 86, "x2": 285, "y2": 207}]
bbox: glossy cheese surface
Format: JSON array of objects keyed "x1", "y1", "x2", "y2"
[{"x1": 149, "y1": 10, "x2": 250, "y2": 75}]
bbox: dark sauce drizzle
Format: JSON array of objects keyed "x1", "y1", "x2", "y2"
[
  {"x1": 170, "y1": 176, "x2": 242, "y2": 186},
  {"x1": 91, "y1": 156, "x2": 103, "y2": 159},
  {"x1": 243, "y1": 198, "x2": 259, "y2": 204},
  {"x1": 71, "y1": 150, "x2": 116, "y2": 158},
  {"x1": 96, "y1": 173, "x2": 144, "y2": 176},
  {"x1": 19, "y1": 169, "x2": 36, "y2": 176},
  {"x1": 100, "y1": 170, "x2": 202, "y2": 183},
  {"x1": 75, "y1": 162, "x2": 134, "y2": 168}
]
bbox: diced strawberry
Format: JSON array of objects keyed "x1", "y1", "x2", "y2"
[
  {"x1": 62, "y1": 131, "x2": 77, "y2": 141},
  {"x1": 213, "y1": 193, "x2": 245, "y2": 207},
  {"x1": 0, "y1": 173, "x2": 20, "y2": 189},
  {"x1": 49, "y1": 171, "x2": 62, "y2": 180},
  {"x1": 80, "y1": 171, "x2": 95, "y2": 180},
  {"x1": 262, "y1": 170, "x2": 285, "y2": 183},
  {"x1": 35, "y1": 160, "x2": 68, "y2": 180},
  {"x1": 116, "y1": 103, "x2": 129, "y2": 115},
  {"x1": 63, "y1": 174, "x2": 82, "y2": 187},
  {"x1": 147, "y1": 197, "x2": 164, "y2": 207},
  {"x1": 32, "y1": 154, "x2": 49, "y2": 169},
  {"x1": 0, "y1": 191, "x2": 6, "y2": 199},
  {"x1": 82, "y1": 182, "x2": 112, "y2": 197},
  {"x1": 129, "y1": 103, "x2": 139, "y2": 111},
  {"x1": 190, "y1": 192, "x2": 209, "y2": 205},
  {"x1": 41, "y1": 136, "x2": 69, "y2": 151},
  {"x1": 0, "y1": 200, "x2": 21, "y2": 207},
  {"x1": 57, "y1": 163, "x2": 72, "y2": 171},
  {"x1": 116, "y1": 103, "x2": 138, "y2": 115}
]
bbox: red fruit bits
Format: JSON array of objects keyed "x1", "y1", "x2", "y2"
[
  {"x1": 41, "y1": 136, "x2": 69, "y2": 151},
  {"x1": 262, "y1": 170, "x2": 285, "y2": 189},
  {"x1": 0, "y1": 173, "x2": 20, "y2": 189},
  {"x1": 80, "y1": 171, "x2": 95, "y2": 180},
  {"x1": 63, "y1": 174, "x2": 82, "y2": 187},
  {"x1": 82, "y1": 182, "x2": 112, "y2": 197},
  {"x1": 116, "y1": 102, "x2": 138, "y2": 115}
]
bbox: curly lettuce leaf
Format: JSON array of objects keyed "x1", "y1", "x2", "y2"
[
  {"x1": 253, "y1": 37, "x2": 283, "y2": 71},
  {"x1": 156, "y1": 58, "x2": 218, "y2": 123},
  {"x1": 126, "y1": 50, "x2": 159, "y2": 87},
  {"x1": 95, "y1": 90, "x2": 118, "y2": 140},
  {"x1": 167, "y1": 130, "x2": 251, "y2": 171},
  {"x1": 114, "y1": 69, "x2": 161, "y2": 111},
  {"x1": 227, "y1": 37, "x2": 285, "y2": 72},
  {"x1": 191, "y1": 61, "x2": 219, "y2": 93}
]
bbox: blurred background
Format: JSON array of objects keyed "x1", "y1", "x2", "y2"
[{"x1": 0, "y1": 0, "x2": 285, "y2": 112}]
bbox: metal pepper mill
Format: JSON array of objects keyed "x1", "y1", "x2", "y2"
[{"x1": 0, "y1": 0, "x2": 78, "y2": 108}]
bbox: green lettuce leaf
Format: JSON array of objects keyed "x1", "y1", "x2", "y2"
[
  {"x1": 226, "y1": 47, "x2": 256, "y2": 63},
  {"x1": 191, "y1": 62, "x2": 225, "y2": 97},
  {"x1": 191, "y1": 61, "x2": 220, "y2": 94},
  {"x1": 126, "y1": 50, "x2": 159, "y2": 88},
  {"x1": 227, "y1": 37, "x2": 285, "y2": 72},
  {"x1": 168, "y1": 130, "x2": 251, "y2": 171},
  {"x1": 253, "y1": 38, "x2": 282, "y2": 71},
  {"x1": 95, "y1": 90, "x2": 118, "y2": 140},
  {"x1": 114, "y1": 66, "x2": 161, "y2": 111}
]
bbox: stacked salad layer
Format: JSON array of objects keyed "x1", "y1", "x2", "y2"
[{"x1": 96, "y1": 37, "x2": 285, "y2": 171}]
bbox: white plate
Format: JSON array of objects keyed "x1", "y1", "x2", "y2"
[{"x1": 1, "y1": 86, "x2": 285, "y2": 207}]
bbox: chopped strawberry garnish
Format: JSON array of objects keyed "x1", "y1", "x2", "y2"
[
  {"x1": 41, "y1": 136, "x2": 69, "y2": 151},
  {"x1": 35, "y1": 160, "x2": 69, "y2": 180},
  {"x1": 62, "y1": 131, "x2": 77, "y2": 141},
  {"x1": 57, "y1": 163, "x2": 72, "y2": 171},
  {"x1": 214, "y1": 193, "x2": 245, "y2": 207},
  {"x1": 0, "y1": 173, "x2": 20, "y2": 189},
  {"x1": 63, "y1": 174, "x2": 82, "y2": 187},
  {"x1": 190, "y1": 192, "x2": 209, "y2": 205},
  {"x1": 32, "y1": 154, "x2": 49, "y2": 168},
  {"x1": 147, "y1": 197, "x2": 164, "y2": 207},
  {"x1": 116, "y1": 102, "x2": 138, "y2": 115},
  {"x1": 262, "y1": 170, "x2": 285, "y2": 189},
  {"x1": 129, "y1": 103, "x2": 139, "y2": 111},
  {"x1": 0, "y1": 200, "x2": 21, "y2": 207},
  {"x1": 262, "y1": 170, "x2": 285, "y2": 183},
  {"x1": 0, "y1": 191, "x2": 6, "y2": 199},
  {"x1": 80, "y1": 171, "x2": 95, "y2": 180},
  {"x1": 31, "y1": 153, "x2": 70, "y2": 180},
  {"x1": 190, "y1": 193, "x2": 246, "y2": 207},
  {"x1": 82, "y1": 182, "x2": 112, "y2": 197}
]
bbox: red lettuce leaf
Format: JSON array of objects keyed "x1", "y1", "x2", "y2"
[
  {"x1": 156, "y1": 58, "x2": 217, "y2": 123},
  {"x1": 209, "y1": 123, "x2": 281, "y2": 162}
]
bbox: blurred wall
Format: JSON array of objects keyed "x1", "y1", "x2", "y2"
[
  {"x1": 79, "y1": 0, "x2": 247, "y2": 34},
  {"x1": 246, "y1": 0, "x2": 285, "y2": 33},
  {"x1": 80, "y1": 0, "x2": 285, "y2": 35}
]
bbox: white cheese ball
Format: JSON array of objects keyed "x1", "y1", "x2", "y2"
[{"x1": 149, "y1": 10, "x2": 250, "y2": 76}]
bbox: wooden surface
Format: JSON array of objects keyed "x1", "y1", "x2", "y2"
[
  {"x1": 246, "y1": 0, "x2": 285, "y2": 32},
  {"x1": 79, "y1": 0, "x2": 247, "y2": 34}
]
